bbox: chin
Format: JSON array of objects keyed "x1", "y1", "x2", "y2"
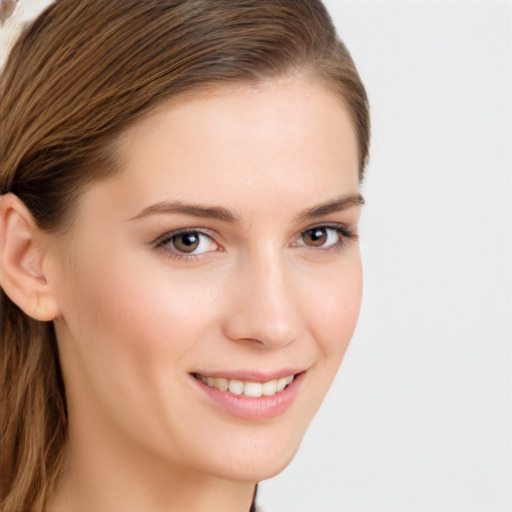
[
  {"x1": 191, "y1": 427, "x2": 305, "y2": 483},
  {"x1": 209, "y1": 453, "x2": 298, "y2": 484}
]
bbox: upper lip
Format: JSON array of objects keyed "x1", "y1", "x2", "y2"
[{"x1": 191, "y1": 368, "x2": 305, "y2": 382}]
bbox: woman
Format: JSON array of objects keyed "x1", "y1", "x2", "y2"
[{"x1": 0, "y1": 0, "x2": 370, "y2": 510}]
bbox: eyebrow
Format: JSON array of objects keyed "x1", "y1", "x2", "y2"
[
  {"x1": 294, "y1": 193, "x2": 365, "y2": 221},
  {"x1": 128, "y1": 200, "x2": 239, "y2": 223},
  {"x1": 129, "y1": 193, "x2": 364, "y2": 223}
]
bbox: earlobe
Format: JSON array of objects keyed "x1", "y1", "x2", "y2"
[{"x1": 0, "y1": 193, "x2": 60, "y2": 321}]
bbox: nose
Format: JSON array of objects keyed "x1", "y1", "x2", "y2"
[{"x1": 222, "y1": 250, "x2": 303, "y2": 349}]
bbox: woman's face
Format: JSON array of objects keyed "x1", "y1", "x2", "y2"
[{"x1": 50, "y1": 77, "x2": 363, "y2": 483}]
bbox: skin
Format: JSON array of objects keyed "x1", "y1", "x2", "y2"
[{"x1": 2, "y1": 76, "x2": 363, "y2": 512}]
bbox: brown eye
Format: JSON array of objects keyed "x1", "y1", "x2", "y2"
[
  {"x1": 299, "y1": 227, "x2": 341, "y2": 249},
  {"x1": 165, "y1": 231, "x2": 216, "y2": 255},
  {"x1": 171, "y1": 232, "x2": 201, "y2": 253},
  {"x1": 155, "y1": 229, "x2": 218, "y2": 258},
  {"x1": 302, "y1": 228, "x2": 328, "y2": 247}
]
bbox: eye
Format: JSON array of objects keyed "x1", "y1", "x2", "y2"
[
  {"x1": 154, "y1": 229, "x2": 218, "y2": 257},
  {"x1": 301, "y1": 227, "x2": 339, "y2": 248},
  {"x1": 295, "y1": 225, "x2": 354, "y2": 250}
]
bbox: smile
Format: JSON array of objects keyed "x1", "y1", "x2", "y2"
[
  {"x1": 191, "y1": 371, "x2": 305, "y2": 420},
  {"x1": 194, "y1": 374, "x2": 295, "y2": 397}
]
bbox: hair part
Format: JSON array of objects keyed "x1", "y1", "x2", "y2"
[{"x1": 0, "y1": 1, "x2": 369, "y2": 509}]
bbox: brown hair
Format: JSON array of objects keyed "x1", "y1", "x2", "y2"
[{"x1": 0, "y1": 0, "x2": 369, "y2": 509}]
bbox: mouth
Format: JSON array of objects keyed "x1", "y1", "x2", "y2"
[
  {"x1": 192, "y1": 373, "x2": 295, "y2": 397},
  {"x1": 191, "y1": 371, "x2": 305, "y2": 420}
]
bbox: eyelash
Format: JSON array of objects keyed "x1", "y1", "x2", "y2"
[
  {"x1": 152, "y1": 228, "x2": 218, "y2": 261},
  {"x1": 293, "y1": 224, "x2": 357, "y2": 252},
  {"x1": 152, "y1": 224, "x2": 357, "y2": 261}
]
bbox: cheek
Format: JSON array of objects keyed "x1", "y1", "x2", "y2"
[
  {"x1": 55, "y1": 247, "x2": 226, "y2": 440},
  {"x1": 304, "y1": 252, "x2": 363, "y2": 366},
  {"x1": 64, "y1": 247, "x2": 217, "y2": 355}
]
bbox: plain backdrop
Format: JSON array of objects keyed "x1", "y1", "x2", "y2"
[{"x1": 1, "y1": 1, "x2": 511, "y2": 511}]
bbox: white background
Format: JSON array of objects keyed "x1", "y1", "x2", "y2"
[{"x1": 1, "y1": 1, "x2": 511, "y2": 511}]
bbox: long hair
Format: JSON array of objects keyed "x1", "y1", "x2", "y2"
[{"x1": 0, "y1": 1, "x2": 370, "y2": 509}]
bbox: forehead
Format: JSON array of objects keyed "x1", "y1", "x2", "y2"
[{"x1": 80, "y1": 77, "x2": 360, "y2": 224}]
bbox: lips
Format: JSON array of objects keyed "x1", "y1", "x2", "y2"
[{"x1": 191, "y1": 371, "x2": 305, "y2": 420}]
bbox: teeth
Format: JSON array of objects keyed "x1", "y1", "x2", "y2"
[
  {"x1": 261, "y1": 380, "x2": 277, "y2": 396},
  {"x1": 244, "y1": 382, "x2": 263, "y2": 397},
  {"x1": 197, "y1": 374, "x2": 296, "y2": 397},
  {"x1": 228, "y1": 379, "x2": 244, "y2": 395},
  {"x1": 216, "y1": 377, "x2": 229, "y2": 391},
  {"x1": 278, "y1": 377, "x2": 290, "y2": 392}
]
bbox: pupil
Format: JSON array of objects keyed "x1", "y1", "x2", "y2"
[
  {"x1": 174, "y1": 233, "x2": 199, "y2": 252},
  {"x1": 307, "y1": 228, "x2": 327, "y2": 246}
]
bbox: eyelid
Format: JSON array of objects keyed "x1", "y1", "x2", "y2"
[
  {"x1": 291, "y1": 222, "x2": 357, "y2": 249},
  {"x1": 151, "y1": 227, "x2": 221, "y2": 259},
  {"x1": 152, "y1": 227, "x2": 215, "y2": 245}
]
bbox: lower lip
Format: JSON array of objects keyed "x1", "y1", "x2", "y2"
[{"x1": 191, "y1": 372, "x2": 305, "y2": 420}]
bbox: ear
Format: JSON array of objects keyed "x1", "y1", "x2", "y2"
[{"x1": 0, "y1": 193, "x2": 60, "y2": 321}]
